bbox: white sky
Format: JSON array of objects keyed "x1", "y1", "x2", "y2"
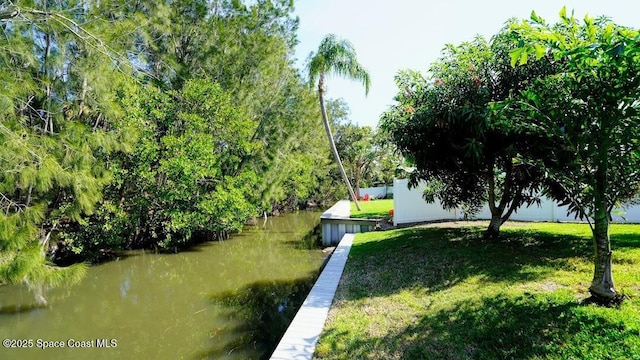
[{"x1": 293, "y1": 0, "x2": 640, "y2": 128}]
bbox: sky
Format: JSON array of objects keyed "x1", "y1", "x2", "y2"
[{"x1": 292, "y1": 0, "x2": 640, "y2": 128}]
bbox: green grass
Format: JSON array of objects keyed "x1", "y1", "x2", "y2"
[
  {"x1": 350, "y1": 199, "x2": 393, "y2": 219},
  {"x1": 314, "y1": 222, "x2": 640, "y2": 360}
]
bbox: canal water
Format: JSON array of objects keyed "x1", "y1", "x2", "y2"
[{"x1": 0, "y1": 211, "x2": 326, "y2": 360}]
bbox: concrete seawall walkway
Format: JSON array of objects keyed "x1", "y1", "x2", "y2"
[
  {"x1": 269, "y1": 233, "x2": 354, "y2": 360},
  {"x1": 321, "y1": 200, "x2": 375, "y2": 246}
]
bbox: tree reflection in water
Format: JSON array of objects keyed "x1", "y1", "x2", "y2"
[{"x1": 204, "y1": 275, "x2": 317, "y2": 359}]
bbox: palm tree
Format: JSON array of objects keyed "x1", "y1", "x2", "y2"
[{"x1": 309, "y1": 34, "x2": 370, "y2": 211}]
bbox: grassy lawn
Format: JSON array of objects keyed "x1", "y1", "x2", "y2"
[
  {"x1": 350, "y1": 199, "x2": 393, "y2": 219},
  {"x1": 314, "y1": 222, "x2": 640, "y2": 360}
]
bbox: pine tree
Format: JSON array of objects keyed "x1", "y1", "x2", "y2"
[{"x1": 0, "y1": 0, "x2": 136, "y2": 304}]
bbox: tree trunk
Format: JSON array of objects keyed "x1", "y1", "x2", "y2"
[
  {"x1": 318, "y1": 75, "x2": 361, "y2": 211},
  {"x1": 589, "y1": 197, "x2": 616, "y2": 299},
  {"x1": 588, "y1": 149, "x2": 616, "y2": 300},
  {"x1": 485, "y1": 161, "x2": 503, "y2": 238},
  {"x1": 44, "y1": 31, "x2": 54, "y2": 134},
  {"x1": 485, "y1": 213, "x2": 502, "y2": 239},
  {"x1": 484, "y1": 158, "x2": 519, "y2": 239},
  {"x1": 355, "y1": 159, "x2": 362, "y2": 199},
  {"x1": 78, "y1": 76, "x2": 88, "y2": 118},
  {"x1": 0, "y1": 7, "x2": 19, "y2": 20}
]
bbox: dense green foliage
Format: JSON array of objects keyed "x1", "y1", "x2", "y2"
[
  {"x1": 503, "y1": 9, "x2": 640, "y2": 299},
  {"x1": 65, "y1": 80, "x2": 259, "y2": 252},
  {"x1": 315, "y1": 223, "x2": 640, "y2": 359},
  {"x1": 381, "y1": 8, "x2": 640, "y2": 299},
  {"x1": 330, "y1": 99, "x2": 402, "y2": 196},
  {"x1": 381, "y1": 31, "x2": 556, "y2": 238},
  {"x1": 0, "y1": 0, "x2": 350, "y2": 299},
  {"x1": 0, "y1": 0, "x2": 138, "y2": 301}
]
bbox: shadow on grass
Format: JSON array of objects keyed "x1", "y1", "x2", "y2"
[
  {"x1": 349, "y1": 212, "x2": 390, "y2": 220},
  {"x1": 315, "y1": 225, "x2": 640, "y2": 359},
  {"x1": 198, "y1": 274, "x2": 318, "y2": 360},
  {"x1": 611, "y1": 228, "x2": 640, "y2": 250},
  {"x1": 343, "y1": 226, "x2": 595, "y2": 300},
  {"x1": 320, "y1": 293, "x2": 640, "y2": 360}
]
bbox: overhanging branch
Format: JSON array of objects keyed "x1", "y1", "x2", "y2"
[{"x1": 0, "y1": 2, "x2": 19, "y2": 20}]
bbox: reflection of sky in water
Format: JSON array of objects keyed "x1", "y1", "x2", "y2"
[
  {"x1": 120, "y1": 278, "x2": 131, "y2": 299},
  {"x1": 0, "y1": 211, "x2": 325, "y2": 360},
  {"x1": 278, "y1": 299, "x2": 288, "y2": 313}
]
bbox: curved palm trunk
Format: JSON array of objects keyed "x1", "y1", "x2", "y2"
[
  {"x1": 355, "y1": 158, "x2": 362, "y2": 199},
  {"x1": 318, "y1": 76, "x2": 361, "y2": 211}
]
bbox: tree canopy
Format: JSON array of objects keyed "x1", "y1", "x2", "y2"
[
  {"x1": 381, "y1": 30, "x2": 556, "y2": 237},
  {"x1": 0, "y1": 0, "x2": 348, "y2": 303},
  {"x1": 502, "y1": 8, "x2": 640, "y2": 300},
  {"x1": 0, "y1": 0, "x2": 138, "y2": 302},
  {"x1": 308, "y1": 34, "x2": 371, "y2": 95},
  {"x1": 382, "y1": 7, "x2": 640, "y2": 300}
]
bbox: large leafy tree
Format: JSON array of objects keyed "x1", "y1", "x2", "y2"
[
  {"x1": 506, "y1": 9, "x2": 640, "y2": 300},
  {"x1": 90, "y1": 79, "x2": 257, "y2": 250},
  {"x1": 131, "y1": 0, "x2": 323, "y2": 214},
  {"x1": 1, "y1": 0, "x2": 347, "y2": 277},
  {"x1": 327, "y1": 98, "x2": 374, "y2": 196},
  {"x1": 381, "y1": 33, "x2": 555, "y2": 237},
  {"x1": 0, "y1": 0, "x2": 136, "y2": 302},
  {"x1": 330, "y1": 99, "x2": 402, "y2": 197},
  {"x1": 339, "y1": 124, "x2": 373, "y2": 196},
  {"x1": 370, "y1": 129, "x2": 406, "y2": 189},
  {"x1": 335, "y1": 123, "x2": 377, "y2": 196},
  {"x1": 308, "y1": 34, "x2": 371, "y2": 211},
  {"x1": 61, "y1": 0, "x2": 339, "y2": 258}
]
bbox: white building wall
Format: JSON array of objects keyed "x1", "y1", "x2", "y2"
[
  {"x1": 612, "y1": 204, "x2": 640, "y2": 223},
  {"x1": 358, "y1": 185, "x2": 393, "y2": 198},
  {"x1": 393, "y1": 179, "x2": 640, "y2": 225},
  {"x1": 393, "y1": 179, "x2": 457, "y2": 226}
]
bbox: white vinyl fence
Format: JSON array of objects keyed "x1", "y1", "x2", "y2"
[
  {"x1": 393, "y1": 178, "x2": 640, "y2": 226},
  {"x1": 358, "y1": 185, "x2": 393, "y2": 199}
]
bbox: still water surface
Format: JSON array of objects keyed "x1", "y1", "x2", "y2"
[{"x1": 0, "y1": 211, "x2": 325, "y2": 360}]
